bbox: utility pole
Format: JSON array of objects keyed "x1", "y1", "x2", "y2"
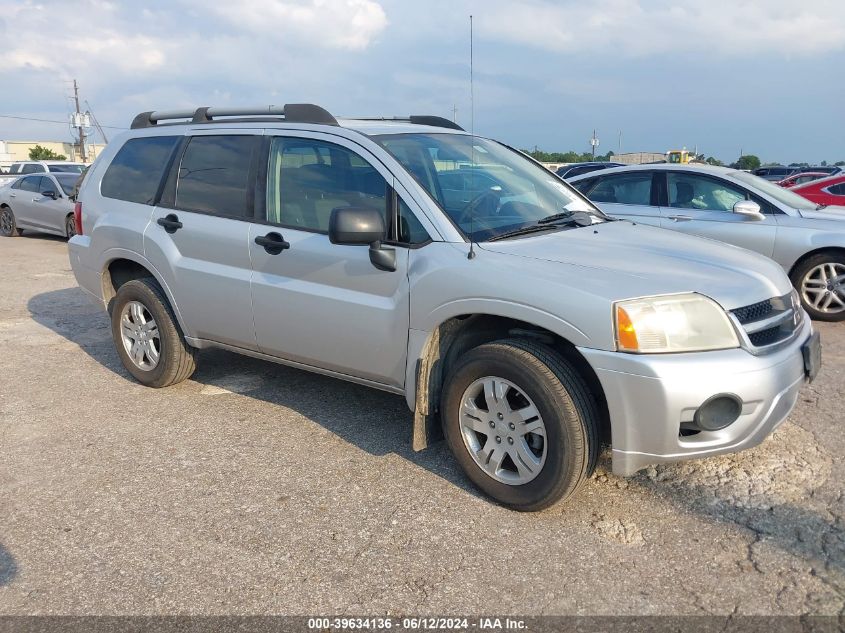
[
  {"x1": 452, "y1": 104, "x2": 458, "y2": 123},
  {"x1": 618, "y1": 130, "x2": 622, "y2": 153},
  {"x1": 72, "y1": 79, "x2": 87, "y2": 163},
  {"x1": 590, "y1": 129, "x2": 599, "y2": 159}
]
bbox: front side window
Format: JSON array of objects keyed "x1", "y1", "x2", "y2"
[
  {"x1": 396, "y1": 197, "x2": 430, "y2": 244},
  {"x1": 102, "y1": 136, "x2": 180, "y2": 205},
  {"x1": 55, "y1": 174, "x2": 80, "y2": 196},
  {"x1": 266, "y1": 137, "x2": 387, "y2": 232},
  {"x1": 175, "y1": 135, "x2": 257, "y2": 217},
  {"x1": 667, "y1": 173, "x2": 745, "y2": 212},
  {"x1": 39, "y1": 177, "x2": 57, "y2": 195},
  {"x1": 587, "y1": 173, "x2": 652, "y2": 205},
  {"x1": 374, "y1": 133, "x2": 601, "y2": 241}
]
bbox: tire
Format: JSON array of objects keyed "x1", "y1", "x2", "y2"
[
  {"x1": 0, "y1": 206, "x2": 20, "y2": 237},
  {"x1": 440, "y1": 338, "x2": 599, "y2": 511},
  {"x1": 65, "y1": 214, "x2": 76, "y2": 239},
  {"x1": 791, "y1": 252, "x2": 845, "y2": 322},
  {"x1": 110, "y1": 278, "x2": 197, "y2": 387}
]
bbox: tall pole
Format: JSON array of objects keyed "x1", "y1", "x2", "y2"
[{"x1": 73, "y1": 79, "x2": 87, "y2": 163}]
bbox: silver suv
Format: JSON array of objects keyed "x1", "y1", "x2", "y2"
[{"x1": 68, "y1": 104, "x2": 821, "y2": 510}]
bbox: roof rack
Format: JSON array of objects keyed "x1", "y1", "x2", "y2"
[
  {"x1": 130, "y1": 104, "x2": 339, "y2": 129},
  {"x1": 352, "y1": 116, "x2": 464, "y2": 131}
]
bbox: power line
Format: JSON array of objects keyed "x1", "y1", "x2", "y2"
[{"x1": 0, "y1": 114, "x2": 126, "y2": 130}]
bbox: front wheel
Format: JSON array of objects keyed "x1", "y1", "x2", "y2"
[
  {"x1": 440, "y1": 339, "x2": 599, "y2": 511},
  {"x1": 792, "y1": 253, "x2": 845, "y2": 322},
  {"x1": 111, "y1": 278, "x2": 197, "y2": 387}
]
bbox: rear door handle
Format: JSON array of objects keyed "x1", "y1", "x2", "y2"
[
  {"x1": 255, "y1": 231, "x2": 290, "y2": 255},
  {"x1": 668, "y1": 214, "x2": 692, "y2": 222},
  {"x1": 157, "y1": 213, "x2": 183, "y2": 234}
]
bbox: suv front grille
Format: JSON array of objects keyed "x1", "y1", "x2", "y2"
[{"x1": 731, "y1": 293, "x2": 801, "y2": 353}]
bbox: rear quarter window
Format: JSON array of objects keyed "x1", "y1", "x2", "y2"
[{"x1": 101, "y1": 136, "x2": 180, "y2": 205}]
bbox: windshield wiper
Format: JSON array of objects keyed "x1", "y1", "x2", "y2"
[
  {"x1": 537, "y1": 210, "x2": 595, "y2": 226},
  {"x1": 486, "y1": 224, "x2": 561, "y2": 242}
]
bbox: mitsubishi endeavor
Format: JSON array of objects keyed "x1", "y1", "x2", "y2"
[{"x1": 66, "y1": 104, "x2": 821, "y2": 510}]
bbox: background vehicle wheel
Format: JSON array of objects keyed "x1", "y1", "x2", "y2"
[
  {"x1": 0, "y1": 207, "x2": 20, "y2": 237},
  {"x1": 111, "y1": 278, "x2": 197, "y2": 387},
  {"x1": 791, "y1": 253, "x2": 845, "y2": 322},
  {"x1": 65, "y1": 214, "x2": 76, "y2": 239},
  {"x1": 440, "y1": 338, "x2": 599, "y2": 511}
]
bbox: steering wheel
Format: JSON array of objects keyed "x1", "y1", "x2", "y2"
[{"x1": 457, "y1": 189, "x2": 502, "y2": 225}]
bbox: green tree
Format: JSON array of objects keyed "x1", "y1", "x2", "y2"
[
  {"x1": 821, "y1": 160, "x2": 828, "y2": 167},
  {"x1": 836, "y1": 161, "x2": 845, "y2": 166},
  {"x1": 733, "y1": 155, "x2": 761, "y2": 170},
  {"x1": 705, "y1": 156, "x2": 723, "y2": 166},
  {"x1": 28, "y1": 145, "x2": 66, "y2": 161}
]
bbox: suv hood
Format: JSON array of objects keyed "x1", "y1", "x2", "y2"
[
  {"x1": 478, "y1": 221, "x2": 792, "y2": 310},
  {"x1": 797, "y1": 205, "x2": 845, "y2": 221}
]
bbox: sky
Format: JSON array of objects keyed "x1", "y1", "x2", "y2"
[{"x1": 1, "y1": 0, "x2": 844, "y2": 164}]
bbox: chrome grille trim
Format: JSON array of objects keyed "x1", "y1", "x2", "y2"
[{"x1": 729, "y1": 292, "x2": 803, "y2": 355}]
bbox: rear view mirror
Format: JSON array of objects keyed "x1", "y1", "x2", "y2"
[
  {"x1": 328, "y1": 206, "x2": 396, "y2": 272},
  {"x1": 733, "y1": 200, "x2": 764, "y2": 220}
]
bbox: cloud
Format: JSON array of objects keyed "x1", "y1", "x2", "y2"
[{"x1": 475, "y1": 0, "x2": 845, "y2": 57}]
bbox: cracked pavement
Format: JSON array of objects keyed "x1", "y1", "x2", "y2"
[{"x1": 0, "y1": 234, "x2": 843, "y2": 615}]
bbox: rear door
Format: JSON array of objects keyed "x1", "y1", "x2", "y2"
[
  {"x1": 144, "y1": 131, "x2": 261, "y2": 350},
  {"x1": 576, "y1": 171, "x2": 661, "y2": 226},
  {"x1": 9, "y1": 176, "x2": 44, "y2": 227},
  {"x1": 657, "y1": 171, "x2": 777, "y2": 256},
  {"x1": 248, "y1": 132, "x2": 411, "y2": 387}
]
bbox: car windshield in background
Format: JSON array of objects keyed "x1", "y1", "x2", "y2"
[
  {"x1": 55, "y1": 174, "x2": 80, "y2": 195},
  {"x1": 732, "y1": 171, "x2": 819, "y2": 210},
  {"x1": 374, "y1": 133, "x2": 603, "y2": 241},
  {"x1": 48, "y1": 164, "x2": 84, "y2": 173}
]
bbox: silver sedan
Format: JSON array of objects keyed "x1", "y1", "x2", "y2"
[
  {"x1": 0, "y1": 172, "x2": 80, "y2": 239},
  {"x1": 570, "y1": 164, "x2": 845, "y2": 321}
]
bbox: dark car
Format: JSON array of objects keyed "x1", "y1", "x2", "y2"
[
  {"x1": 752, "y1": 166, "x2": 796, "y2": 182},
  {"x1": 556, "y1": 162, "x2": 625, "y2": 180},
  {"x1": 791, "y1": 165, "x2": 844, "y2": 177}
]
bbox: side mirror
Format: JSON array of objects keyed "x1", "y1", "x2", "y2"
[
  {"x1": 328, "y1": 206, "x2": 396, "y2": 272},
  {"x1": 42, "y1": 190, "x2": 57, "y2": 200},
  {"x1": 733, "y1": 200, "x2": 764, "y2": 220}
]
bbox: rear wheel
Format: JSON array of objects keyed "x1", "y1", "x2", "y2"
[
  {"x1": 792, "y1": 253, "x2": 845, "y2": 322},
  {"x1": 111, "y1": 278, "x2": 197, "y2": 387},
  {"x1": 65, "y1": 214, "x2": 76, "y2": 239},
  {"x1": 440, "y1": 339, "x2": 599, "y2": 511},
  {"x1": 0, "y1": 207, "x2": 20, "y2": 237}
]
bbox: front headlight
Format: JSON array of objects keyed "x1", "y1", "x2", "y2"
[{"x1": 614, "y1": 293, "x2": 740, "y2": 353}]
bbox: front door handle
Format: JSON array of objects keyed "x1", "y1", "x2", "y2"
[
  {"x1": 157, "y1": 213, "x2": 183, "y2": 234},
  {"x1": 255, "y1": 231, "x2": 290, "y2": 255},
  {"x1": 668, "y1": 214, "x2": 692, "y2": 222}
]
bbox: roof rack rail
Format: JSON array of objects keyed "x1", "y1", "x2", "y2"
[
  {"x1": 353, "y1": 116, "x2": 465, "y2": 131},
  {"x1": 130, "y1": 104, "x2": 339, "y2": 129}
]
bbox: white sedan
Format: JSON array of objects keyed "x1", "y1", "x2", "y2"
[{"x1": 0, "y1": 172, "x2": 80, "y2": 239}]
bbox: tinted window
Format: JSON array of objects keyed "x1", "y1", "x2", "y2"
[
  {"x1": 828, "y1": 183, "x2": 845, "y2": 196},
  {"x1": 396, "y1": 197, "x2": 429, "y2": 244},
  {"x1": 9, "y1": 164, "x2": 20, "y2": 174},
  {"x1": 667, "y1": 173, "x2": 745, "y2": 212},
  {"x1": 102, "y1": 136, "x2": 179, "y2": 205},
  {"x1": 21, "y1": 164, "x2": 43, "y2": 174},
  {"x1": 588, "y1": 173, "x2": 652, "y2": 205},
  {"x1": 19, "y1": 176, "x2": 41, "y2": 192},
  {"x1": 48, "y1": 164, "x2": 84, "y2": 173},
  {"x1": 267, "y1": 137, "x2": 387, "y2": 232},
  {"x1": 564, "y1": 165, "x2": 603, "y2": 179},
  {"x1": 38, "y1": 177, "x2": 57, "y2": 195},
  {"x1": 175, "y1": 135, "x2": 256, "y2": 217},
  {"x1": 55, "y1": 174, "x2": 79, "y2": 196}
]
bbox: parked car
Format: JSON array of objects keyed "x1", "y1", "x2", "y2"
[
  {"x1": 753, "y1": 166, "x2": 796, "y2": 182},
  {"x1": 570, "y1": 164, "x2": 845, "y2": 321},
  {"x1": 789, "y1": 173, "x2": 845, "y2": 208},
  {"x1": 0, "y1": 172, "x2": 79, "y2": 238},
  {"x1": 791, "y1": 165, "x2": 844, "y2": 177},
  {"x1": 66, "y1": 104, "x2": 818, "y2": 510},
  {"x1": 556, "y1": 161, "x2": 625, "y2": 180},
  {"x1": 8, "y1": 160, "x2": 86, "y2": 174},
  {"x1": 776, "y1": 172, "x2": 829, "y2": 188}
]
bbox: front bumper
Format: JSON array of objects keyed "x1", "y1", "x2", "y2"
[{"x1": 578, "y1": 317, "x2": 813, "y2": 476}]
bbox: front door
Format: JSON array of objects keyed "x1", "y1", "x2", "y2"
[
  {"x1": 249, "y1": 133, "x2": 410, "y2": 388},
  {"x1": 658, "y1": 172, "x2": 777, "y2": 257}
]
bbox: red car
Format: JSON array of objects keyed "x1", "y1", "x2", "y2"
[
  {"x1": 790, "y1": 173, "x2": 845, "y2": 207},
  {"x1": 776, "y1": 171, "x2": 829, "y2": 187}
]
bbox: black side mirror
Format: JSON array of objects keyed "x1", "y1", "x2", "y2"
[
  {"x1": 328, "y1": 206, "x2": 395, "y2": 272},
  {"x1": 42, "y1": 190, "x2": 57, "y2": 200}
]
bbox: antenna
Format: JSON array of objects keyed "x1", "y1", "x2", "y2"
[{"x1": 467, "y1": 14, "x2": 476, "y2": 260}]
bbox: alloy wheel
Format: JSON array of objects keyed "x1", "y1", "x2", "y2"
[
  {"x1": 801, "y1": 262, "x2": 845, "y2": 315},
  {"x1": 0, "y1": 209, "x2": 12, "y2": 236},
  {"x1": 459, "y1": 376, "x2": 547, "y2": 485},
  {"x1": 120, "y1": 300, "x2": 161, "y2": 370}
]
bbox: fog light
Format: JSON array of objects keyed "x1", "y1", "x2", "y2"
[{"x1": 693, "y1": 395, "x2": 742, "y2": 431}]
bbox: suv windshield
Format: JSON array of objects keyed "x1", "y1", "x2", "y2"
[
  {"x1": 732, "y1": 171, "x2": 820, "y2": 210},
  {"x1": 374, "y1": 133, "x2": 603, "y2": 241}
]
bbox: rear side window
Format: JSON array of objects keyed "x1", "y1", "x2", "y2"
[
  {"x1": 102, "y1": 136, "x2": 179, "y2": 205},
  {"x1": 828, "y1": 183, "x2": 845, "y2": 196},
  {"x1": 588, "y1": 173, "x2": 652, "y2": 205},
  {"x1": 21, "y1": 164, "x2": 43, "y2": 174},
  {"x1": 18, "y1": 176, "x2": 42, "y2": 192},
  {"x1": 175, "y1": 135, "x2": 257, "y2": 217}
]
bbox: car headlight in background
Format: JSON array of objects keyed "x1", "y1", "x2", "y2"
[{"x1": 614, "y1": 293, "x2": 740, "y2": 353}]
